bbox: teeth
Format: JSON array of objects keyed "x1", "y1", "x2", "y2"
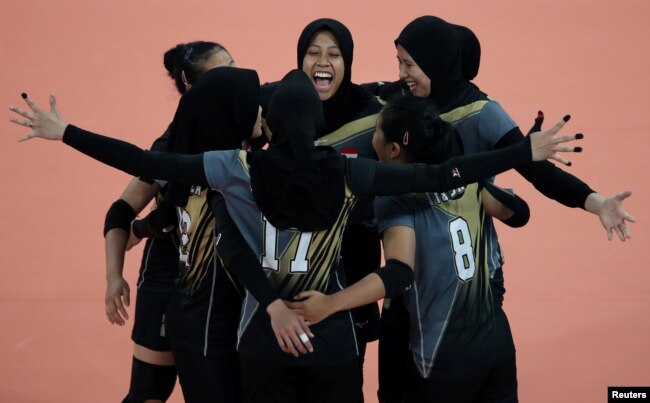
[
  {"x1": 314, "y1": 71, "x2": 333, "y2": 79},
  {"x1": 406, "y1": 81, "x2": 416, "y2": 88}
]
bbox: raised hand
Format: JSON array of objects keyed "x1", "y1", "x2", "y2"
[
  {"x1": 586, "y1": 191, "x2": 636, "y2": 241},
  {"x1": 10, "y1": 93, "x2": 68, "y2": 141},
  {"x1": 529, "y1": 115, "x2": 583, "y2": 164}
]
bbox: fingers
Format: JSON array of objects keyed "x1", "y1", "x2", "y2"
[
  {"x1": 123, "y1": 288, "x2": 130, "y2": 307},
  {"x1": 300, "y1": 317, "x2": 314, "y2": 338},
  {"x1": 9, "y1": 105, "x2": 33, "y2": 120},
  {"x1": 546, "y1": 116, "x2": 568, "y2": 136},
  {"x1": 21, "y1": 92, "x2": 43, "y2": 114},
  {"x1": 49, "y1": 93, "x2": 58, "y2": 114},
  {"x1": 275, "y1": 334, "x2": 298, "y2": 357},
  {"x1": 283, "y1": 335, "x2": 302, "y2": 357},
  {"x1": 105, "y1": 297, "x2": 126, "y2": 325},
  {"x1": 17, "y1": 132, "x2": 37, "y2": 142},
  {"x1": 618, "y1": 190, "x2": 632, "y2": 200},
  {"x1": 116, "y1": 296, "x2": 129, "y2": 322},
  {"x1": 277, "y1": 324, "x2": 314, "y2": 356},
  {"x1": 548, "y1": 153, "x2": 572, "y2": 167},
  {"x1": 294, "y1": 290, "x2": 314, "y2": 300},
  {"x1": 614, "y1": 225, "x2": 626, "y2": 242},
  {"x1": 623, "y1": 223, "x2": 632, "y2": 239}
]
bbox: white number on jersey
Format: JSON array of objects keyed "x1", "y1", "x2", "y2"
[
  {"x1": 261, "y1": 218, "x2": 313, "y2": 273},
  {"x1": 178, "y1": 208, "x2": 191, "y2": 268},
  {"x1": 449, "y1": 217, "x2": 475, "y2": 281}
]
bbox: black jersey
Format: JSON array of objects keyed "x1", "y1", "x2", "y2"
[{"x1": 167, "y1": 185, "x2": 244, "y2": 356}]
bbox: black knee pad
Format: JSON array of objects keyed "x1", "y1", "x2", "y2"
[{"x1": 123, "y1": 356, "x2": 177, "y2": 402}]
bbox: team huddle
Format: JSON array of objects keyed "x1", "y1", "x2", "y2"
[{"x1": 10, "y1": 15, "x2": 634, "y2": 403}]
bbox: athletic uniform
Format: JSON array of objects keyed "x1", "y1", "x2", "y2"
[
  {"x1": 155, "y1": 66, "x2": 262, "y2": 403},
  {"x1": 163, "y1": 185, "x2": 244, "y2": 403},
  {"x1": 117, "y1": 130, "x2": 179, "y2": 403},
  {"x1": 295, "y1": 21, "x2": 386, "y2": 382},
  {"x1": 131, "y1": 210, "x2": 179, "y2": 351},
  {"x1": 378, "y1": 16, "x2": 595, "y2": 401},
  {"x1": 376, "y1": 183, "x2": 517, "y2": 402},
  {"x1": 61, "y1": 88, "x2": 540, "y2": 402},
  {"x1": 131, "y1": 131, "x2": 179, "y2": 352}
]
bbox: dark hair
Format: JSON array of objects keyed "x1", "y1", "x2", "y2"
[
  {"x1": 163, "y1": 41, "x2": 229, "y2": 94},
  {"x1": 379, "y1": 95, "x2": 462, "y2": 164}
]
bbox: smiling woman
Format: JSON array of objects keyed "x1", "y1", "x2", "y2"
[
  {"x1": 294, "y1": 18, "x2": 387, "y2": 402},
  {"x1": 302, "y1": 30, "x2": 344, "y2": 100}
]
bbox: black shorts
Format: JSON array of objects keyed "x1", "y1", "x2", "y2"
[
  {"x1": 341, "y1": 221, "x2": 381, "y2": 345},
  {"x1": 402, "y1": 352, "x2": 518, "y2": 403},
  {"x1": 172, "y1": 346, "x2": 240, "y2": 403},
  {"x1": 131, "y1": 287, "x2": 174, "y2": 351},
  {"x1": 379, "y1": 297, "x2": 517, "y2": 403},
  {"x1": 239, "y1": 354, "x2": 362, "y2": 403},
  {"x1": 377, "y1": 297, "x2": 410, "y2": 403}
]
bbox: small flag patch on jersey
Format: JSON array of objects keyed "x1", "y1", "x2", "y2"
[
  {"x1": 341, "y1": 147, "x2": 358, "y2": 158},
  {"x1": 451, "y1": 167, "x2": 461, "y2": 178}
]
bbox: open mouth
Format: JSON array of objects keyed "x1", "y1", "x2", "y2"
[
  {"x1": 313, "y1": 71, "x2": 333, "y2": 92},
  {"x1": 406, "y1": 81, "x2": 417, "y2": 92}
]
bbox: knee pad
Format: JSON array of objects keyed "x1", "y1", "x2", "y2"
[{"x1": 123, "y1": 356, "x2": 177, "y2": 402}]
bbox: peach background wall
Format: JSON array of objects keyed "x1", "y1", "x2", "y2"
[{"x1": 1, "y1": 1, "x2": 648, "y2": 402}]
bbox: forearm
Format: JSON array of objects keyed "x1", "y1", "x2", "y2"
[
  {"x1": 132, "y1": 201, "x2": 177, "y2": 239},
  {"x1": 328, "y1": 273, "x2": 386, "y2": 314},
  {"x1": 497, "y1": 128, "x2": 594, "y2": 209},
  {"x1": 213, "y1": 195, "x2": 279, "y2": 308},
  {"x1": 351, "y1": 136, "x2": 532, "y2": 197},
  {"x1": 483, "y1": 182, "x2": 530, "y2": 227},
  {"x1": 63, "y1": 125, "x2": 209, "y2": 186},
  {"x1": 118, "y1": 177, "x2": 160, "y2": 213},
  {"x1": 105, "y1": 229, "x2": 128, "y2": 280},
  {"x1": 584, "y1": 192, "x2": 605, "y2": 215}
]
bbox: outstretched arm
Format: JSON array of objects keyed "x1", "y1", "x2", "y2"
[
  {"x1": 347, "y1": 116, "x2": 582, "y2": 197},
  {"x1": 11, "y1": 93, "x2": 208, "y2": 187},
  {"x1": 584, "y1": 191, "x2": 635, "y2": 241},
  {"x1": 497, "y1": 112, "x2": 634, "y2": 241}
]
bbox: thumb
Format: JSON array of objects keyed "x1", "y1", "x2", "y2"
[
  {"x1": 527, "y1": 110, "x2": 544, "y2": 134},
  {"x1": 50, "y1": 93, "x2": 62, "y2": 118},
  {"x1": 294, "y1": 290, "x2": 315, "y2": 300}
]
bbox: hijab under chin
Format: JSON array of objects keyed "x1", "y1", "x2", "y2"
[
  {"x1": 165, "y1": 67, "x2": 260, "y2": 206},
  {"x1": 396, "y1": 16, "x2": 487, "y2": 113},
  {"x1": 250, "y1": 69, "x2": 344, "y2": 232},
  {"x1": 297, "y1": 18, "x2": 371, "y2": 134}
]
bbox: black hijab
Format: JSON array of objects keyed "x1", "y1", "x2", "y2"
[
  {"x1": 297, "y1": 18, "x2": 371, "y2": 135},
  {"x1": 166, "y1": 67, "x2": 260, "y2": 206},
  {"x1": 250, "y1": 70, "x2": 344, "y2": 232},
  {"x1": 395, "y1": 16, "x2": 487, "y2": 113},
  {"x1": 451, "y1": 23, "x2": 481, "y2": 82}
]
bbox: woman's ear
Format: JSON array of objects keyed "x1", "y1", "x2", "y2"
[{"x1": 389, "y1": 142, "x2": 403, "y2": 160}]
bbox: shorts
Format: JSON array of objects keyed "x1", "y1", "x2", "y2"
[
  {"x1": 131, "y1": 287, "x2": 174, "y2": 351},
  {"x1": 172, "y1": 346, "x2": 240, "y2": 403},
  {"x1": 239, "y1": 354, "x2": 361, "y2": 403},
  {"x1": 402, "y1": 352, "x2": 518, "y2": 403},
  {"x1": 377, "y1": 296, "x2": 410, "y2": 403}
]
